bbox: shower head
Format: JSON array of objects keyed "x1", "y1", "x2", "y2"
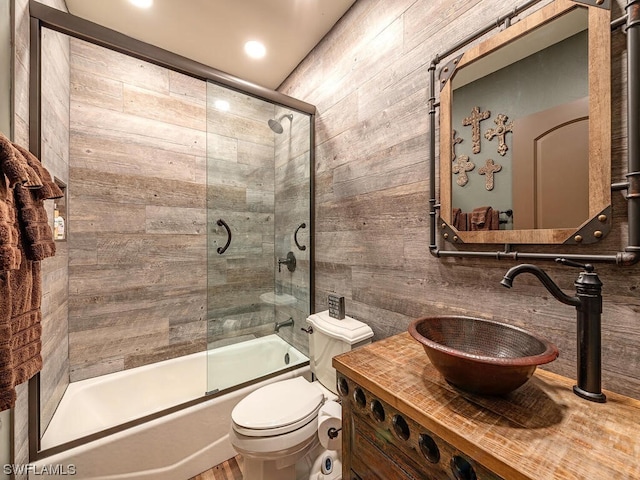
[{"x1": 268, "y1": 114, "x2": 293, "y2": 134}]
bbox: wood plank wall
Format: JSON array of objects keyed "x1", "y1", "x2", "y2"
[
  {"x1": 279, "y1": 0, "x2": 640, "y2": 400},
  {"x1": 39, "y1": 25, "x2": 70, "y2": 433},
  {"x1": 67, "y1": 38, "x2": 209, "y2": 381}
]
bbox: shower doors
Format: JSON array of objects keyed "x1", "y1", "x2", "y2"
[{"x1": 206, "y1": 81, "x2": 312, "y2": 394}]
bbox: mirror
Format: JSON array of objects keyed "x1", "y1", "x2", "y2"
[{"x1": 439, "y1": 0, "x2": 611, "y2": 244}]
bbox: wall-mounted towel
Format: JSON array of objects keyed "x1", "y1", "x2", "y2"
[
  {"x1": 470, "y1": 206, "x2": 500, "y2": 231},
  {"x1": 0, "y1": 132, "x2": 60, "y2": 411},
  {"x1": 452, "y1": 207, "x2": 469, "y2": 231}
]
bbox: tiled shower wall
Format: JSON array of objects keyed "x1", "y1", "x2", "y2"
[
  {"x1": 40, "y1": 25, "x2": 70, "y2": 432},
  {"x1": 67, "y1": 38, "x2": 209, "y2": 381}
]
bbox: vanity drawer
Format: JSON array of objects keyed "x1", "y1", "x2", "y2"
[
  {"x1": 351, "y1": 414, "x2": 436, "y2": 479},
  {"x1": 339, "y1": 375, "x2": 504, "y2": 480}
]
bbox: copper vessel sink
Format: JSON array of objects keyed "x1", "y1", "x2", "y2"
[{"x1": 408, "y1": 316, "x2": 559, "y2": 395}]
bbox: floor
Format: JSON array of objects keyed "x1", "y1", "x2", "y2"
[{"x1": 189, "y1": 456, "x2": 243, "y2": 480}]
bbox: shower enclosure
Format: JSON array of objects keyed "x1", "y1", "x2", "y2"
[
  {"x1": 30, "y1": 2, "x2": 314, "y2": 458},
  {"x1": 205, "y1": 81, "x2": 312, "y2": 394}
]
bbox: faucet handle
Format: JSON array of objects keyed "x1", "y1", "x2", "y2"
[{"x1": 555, "y1": 258, "x2": 594, "y2": 272}]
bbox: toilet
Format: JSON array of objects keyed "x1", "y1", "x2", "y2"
[{"x1": 229, "y1": 311, "x2": 373, "y2": 480}]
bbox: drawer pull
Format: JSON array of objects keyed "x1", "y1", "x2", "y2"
[
  {"x1": 337, "y1": 377, "x2": 349, "y2": 397},
  {"x1": 370, "y1": 399, "x2": 385, "y2": 422},
  {"x1": 353, "y1": 387, "x2": 367, "y2": 408},
  {"x1": 419, "y1": 433, "x2": 440, "y2": 464},
  {"x1": 392, "y1": 414, "x2": 410, "y2": 441},
  {"x1": 451, "y1": 455, "x2": 477, "y2": 480}
]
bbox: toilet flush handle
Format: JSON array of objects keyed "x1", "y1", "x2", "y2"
[{"x1": 301, "y1": 326, "x2": 313, "y2": 334}]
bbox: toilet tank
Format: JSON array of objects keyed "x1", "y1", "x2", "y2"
[{"x1": 306, "y1": 310, "x2": 374, "y2": 394}]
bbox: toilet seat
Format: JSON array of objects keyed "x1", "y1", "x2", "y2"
[{"x1": 232, "y1": 377, "x2": 324, "y2": 437}]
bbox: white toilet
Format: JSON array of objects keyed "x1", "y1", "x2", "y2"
[{"x1": 229, "y1": 311, "x2": 373, "y2": 480}]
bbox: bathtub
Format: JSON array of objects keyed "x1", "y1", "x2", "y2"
[{"x1": 32, "y1": 334, "x2": 309, "y2": 480}]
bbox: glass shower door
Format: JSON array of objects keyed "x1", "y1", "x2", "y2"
[{"x1": 205, "y1": 81, "x2": 311, "y2": 394}]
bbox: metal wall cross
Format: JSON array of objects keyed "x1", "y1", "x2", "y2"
[
  {"x1": 453, "y1": 155, "x2": 475, "y2": 187},
  {"x1": 462, "y1": 106, "x2": 491, "y2": 154},
  {"x1": 484, "y1": 113, "x2": 513, "y2": 156},
  {"x1": 478, "y1": 158, "x2": 502, "y2": 190},
  {"x1": 452, "y1": 130, "x2": 463, "y2": 161}
]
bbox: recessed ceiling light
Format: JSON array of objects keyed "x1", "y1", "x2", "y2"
[
  {"x1": 129, "y1": 0, "x2": 153, "y2": 8},
  {"x1": 244, "y1": 40, "x2": 266, "y2": 59},
  {"x1": 214, "y1": 100, "x2": 230, "y2": 112}
]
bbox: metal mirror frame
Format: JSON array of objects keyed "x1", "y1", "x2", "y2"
[{"x1": 438, "y1": 0, "x2": 611, "y2": 245}]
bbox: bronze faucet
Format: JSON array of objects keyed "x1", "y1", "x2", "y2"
[
  {"x1": 501, "y1": 259, "x2": 606, "y2": 403},
  {"x1": 275, "y1": 317, "x2": 294, "y2": 333},
  {"x1": 278, "y1": 251, "x2": 297, "y2": 272}
]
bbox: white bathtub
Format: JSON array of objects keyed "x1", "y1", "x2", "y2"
[{"x1": 33, "y1": 334, "x2": 309, "y2": 480}]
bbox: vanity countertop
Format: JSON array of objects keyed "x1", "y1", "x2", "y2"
[{"x1": 333, "y1": 332, "x2": 640, "y2": 480}]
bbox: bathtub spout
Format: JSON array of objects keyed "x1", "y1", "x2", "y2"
[{"x1": 275, "y1": 317, "x2": 294, "y2": 332}]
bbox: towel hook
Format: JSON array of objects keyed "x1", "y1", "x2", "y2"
[
  {"x1": 217, "y1": 219, "x2": 231, "y2": 254},
  {"x1": 294, "y1": 222, "x2": 307, "y2": 251}
]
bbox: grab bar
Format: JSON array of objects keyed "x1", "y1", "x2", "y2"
[
  {"x1": 217, "y1": 219, "x2": 231, "y2": 254},
  {"x1": 294, "y1": 222, "x2": 307, "y2": 251}
]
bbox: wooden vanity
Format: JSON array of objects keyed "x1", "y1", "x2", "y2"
[{"x1": 333, "y1": 333, "x2": 640, "y2": 480}]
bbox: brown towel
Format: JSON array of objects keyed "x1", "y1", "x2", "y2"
[
  {"x1": 452, "y1": 208, "x2": 468, "y2": 231},
  {"x1": 8, "y1": 260, "x2": 43, "y2": 387},
  {"x1": 11, "y1": 143, "x2": 63, "y2": 201},
  {"x1": 0, "y1": 138, "x2": 58, "y2": 411},
  {"x1": 14, "y1": 185, "x2": 57, "y2": 261},
  {"x1": 0, "y1": 132, "x2": 42, "y2": 189},
  {"x1": 0, "y1": 270, "x2": 13, "y2": 408},
  {"x1": 489, "y1": 209, "x2": 500, "y2": 230},
  {"x1": 470, "y1": 206, "x2": 500, "y2": 231},
  {"x1": 0, "y1": 179, "x2": 21, "y2": 271},
  {"x1": 470, "y1": 206, "x2": 491, "y2": 230}
]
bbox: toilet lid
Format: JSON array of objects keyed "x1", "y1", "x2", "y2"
[{"x1": 232, "y1": 377, "x2": 324, "y2": 437}]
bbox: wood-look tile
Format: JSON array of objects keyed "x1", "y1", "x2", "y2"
[
  {"x1": 123, "y1": 84, "x2": 206, "y2": 131},
  {"x1": 71, "y1": 38, "x2": 170, "y2": 94}
]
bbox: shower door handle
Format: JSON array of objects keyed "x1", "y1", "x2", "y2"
[
  {"x1": 217, "y1": 219, "x2": 231, "y2": 254},
  {"x1": 294, "y1": 222, "x2": 307, "y2": 251}
]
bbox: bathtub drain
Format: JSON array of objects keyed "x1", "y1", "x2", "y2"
[{"x1": 284, "y1": 353, "x2": 290, "y2": 365}]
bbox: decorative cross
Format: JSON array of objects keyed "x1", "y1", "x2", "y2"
[
  {"x1": 462, "y1": 106, "x2": 491, "y2": 154},
  {"x1": 478, "y1": 159, "x2": 502, "y2": 191},
  {"x1": 452, "y1": 130, "x2": 463, "y2": 162},
  {"x1": 453, "y1": 155, "x2": 475, "y2": 187},
  {"x1": 484, "y1": 113, "x2": 513, "y2": 156}
]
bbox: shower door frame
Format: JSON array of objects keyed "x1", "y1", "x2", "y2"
[{"x1": 28, "y1": 0, "x2": 315, "y2": 461}]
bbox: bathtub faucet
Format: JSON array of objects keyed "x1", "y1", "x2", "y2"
[
  {"x1": 275, "y1": 317, "x2": 294, "y2": 332},
  {"x1": 500, "y1": 259, "x2": 606, "y2": 403}
]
